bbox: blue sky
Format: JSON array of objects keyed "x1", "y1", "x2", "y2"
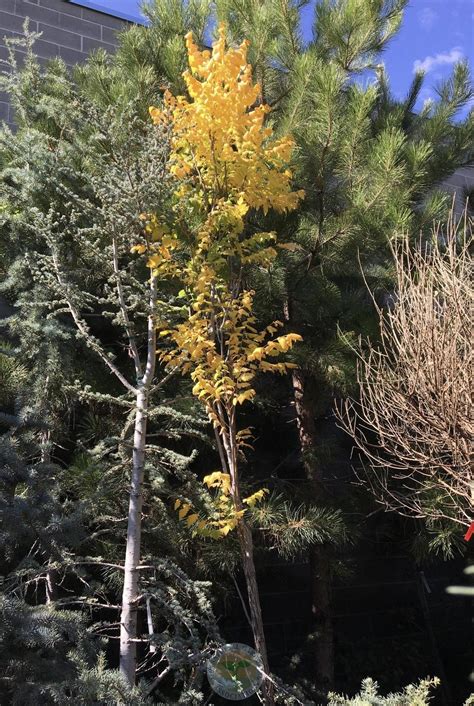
[
  {"x1": 301, "y1": 0, "x2": 473, "y2": 114},
  {"x1": 74, "y1": 0, "x2": 473, "y2": 114},
  {"x1": 69, "y1": 0, "x2": 147, "y2": 23}
]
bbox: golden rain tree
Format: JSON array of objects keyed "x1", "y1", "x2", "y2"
[{"x1": 142, "y1": 25, "x2": 304, "y2": 704}]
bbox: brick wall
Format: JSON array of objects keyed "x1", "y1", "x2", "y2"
[{"x1": 0, "y1": 0, "x2": 131, "y2": 125}]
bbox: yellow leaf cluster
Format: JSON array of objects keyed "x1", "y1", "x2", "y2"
[
  {"x1": 150, "y1": 24, "x2": 304, "y2": 216},
  {"x1": 130, "y1": 244, "x2": 146, "y2": 254},
  {"x1": 243, "y1": 488, "x2": 269, "y2": 507},
  {"x1": 174, "y1": 499, "x2": 207, "y2": 532},
  {"x1": 145, "y1": 27, "x2": 304, "y2": 456},
  {"x1": 159, "y1": 287, "x2": 302, "y2": 428},
  {"x1": 130, "y1": 213, "x2": 180, "y2": 277},
  {"x1": 203, "y1": 471, "x2": 231, "y2": 494},
  {"x1": 174, "y1": 473, "x2": 268, "y2": 539}
]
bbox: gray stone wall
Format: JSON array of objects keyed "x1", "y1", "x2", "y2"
[
  {"x1": 0, "y1": 0, "x2": 129, "y2": 125},
  {"x1": 440, "y1": 164, "x2": 474, "y2": 218}
]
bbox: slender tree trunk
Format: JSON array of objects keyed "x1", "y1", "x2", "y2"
[
  {"x1": 221, "y1": 408, "x2": 275, "y2": 706},
  {"x1": 291, "y1": 366, "x2": 334, "y2": 689},
  {"x1": 119, "y1": 275, "x2": 157, "y2": 686},
  {"x1": 237, "y1": 520, "x2": 274, "y2": 705},
  {"x1": 119, "y1": 386, "x2": 148, "y2": 685},
  {"x1": 40, "y1": 424, "x2": 58, "y2": 606},
  {"x1": 57, "y1": 240, "x2": 158, "y2": 684}
]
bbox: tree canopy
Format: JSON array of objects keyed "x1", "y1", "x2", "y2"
[{"x1": 0, "y1": 2, "x2": 472, "y2": 703}]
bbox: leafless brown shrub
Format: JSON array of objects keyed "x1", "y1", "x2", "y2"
[{"x1": 337, "y1": 211, "x2": 473, "y2": 528}]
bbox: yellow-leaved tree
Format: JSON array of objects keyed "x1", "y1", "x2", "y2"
[{"x1": 144, "y1": 26, "x2": 304, "y2": 704}]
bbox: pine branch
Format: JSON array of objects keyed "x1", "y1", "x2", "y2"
[
  {"x1": 112, "y1": 234, "x2": 143, "y2": 379},
  {"x1": 50, "y1": 249, "x2": 137, "y2": 394}
]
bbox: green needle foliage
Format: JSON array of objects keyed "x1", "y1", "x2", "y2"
[
  {"x1": 250, "y1": 493, "x2": 348, "y2": 559},
  {"x1": 328, "y1": 677, "x2": 441, "y2": 706},
  {"x1": 0, "y1": 30, "x2": 220, "y2": 701},
  {"x1": 206, "y1": 0, "x2": 472, "y2": 688},
  {"x1": 0, "y1": 0, "x2": 472, "y2": 700}
]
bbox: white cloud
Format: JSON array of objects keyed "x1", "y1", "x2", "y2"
[
  {"x1": 413, "y1": 47, "x2": 463, "y2": 74},
  {"x1": 418, "y1": 87, "x2": 435, "y2": 109},
  {"x1": 418, "y1": 7, "x2": 438, "y2": 30}
]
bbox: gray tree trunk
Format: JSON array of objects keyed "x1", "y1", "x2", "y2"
[
  {"x1": 40, "y1": 425, "x2": 58, "y2": 606},
  {"x1": 237, "y1": 520, "x2": 275, "y2": 705},
  {"x1": 119, "y1": 275, "x2": 157, "y2": 685},
  {"x1": 119, "y1": 385, "x2": 149, "y2": 685}
]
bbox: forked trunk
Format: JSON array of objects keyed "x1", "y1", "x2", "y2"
[
  {"x1": 119, "y1": 386, "x2": 148, "y2": 685},
  {"x1": 291, "y1": 367, "x2": 334, "y2": 689}
]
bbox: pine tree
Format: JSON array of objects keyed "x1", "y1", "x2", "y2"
[
  {"x1": 0, "y1": 30, "x2": 220, "y2": 699},
  {"x1": 328, "y1": 677, "x2": 441, "y2": 706},
  {"x1": 1, "y1": 3, "x2": 472, "y2": 699},
  {"x1": 205, "y1": 0, "x2": 473, "y2": 689},
  {"x1": 0, "y1": 20, "x2": 331, "y2": 704}
]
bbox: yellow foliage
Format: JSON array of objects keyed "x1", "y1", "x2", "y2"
[
  {"x1": 234, "y1": 389, "x2": 256, "y2": 406},
  {"x1": 203, "y1": 471, "x2": 232, "y2": 494},
  {"x1": 236, "y1": 427, "x2": 254, "y2": 449},
  {"x1": 277, "y1": 242, "x2": 303, "y2": 252},
  {"x1": 174, "y1": 472, "x2": 268, "y2": 540},
  {"x1": 159, "y1": 284, "x2": 302, "y2": 434},
  {"x1": 130, "y1": 244, "x2": 146, "y2": 254},
  {"x1": 178, "y1": 503, "x2": 191, "y2": 520},
  {"x1": 131, "y1": 213, "x2": 180, "y2": 276},
  {"x1": 146, "y1": 27, "x2": 304, "y2": 502},
  {"x1": 150, "y1": 24, "x2": 304, "y2": 216},
  {"x1": 243, "y1": 488, "x2": 269, "y2": 507}
]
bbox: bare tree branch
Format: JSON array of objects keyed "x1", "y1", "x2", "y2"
[{"x1": 337, "y1": 211, "x2": 473, "y2": 528}]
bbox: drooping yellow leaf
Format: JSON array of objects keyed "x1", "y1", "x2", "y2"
[
  {"x1": 147, "y1": 254, "x2": 162, "y2": 269},
  {"x1": 219, "y1": 524, "x2": 233, "y2": 537},
  {"x1": 276, "y1": 333, "x2": 303, "y2": 352},
  {"x1": 243, "y1": 488, "x2": 269, "y2": 507},
  {"x1": 248, "y1": 346, "x2": 265, "y2": 361},
  {"x1": 130, "y1": 244, "x2": 146, "y2": 254},
  {"x1": 234, "y1": 389, "x2": 256, "y2": 405},
  {"x1": 203, "y1": 471, "x2": 231, "y2": 494},
  {"x1": 239, "y1": 371, "x2": 254, "y2": 383},
  {"x1": 178, "y1": 504, "x2": 191, "y2": 520}
]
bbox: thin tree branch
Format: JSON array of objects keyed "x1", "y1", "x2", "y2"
[
  {"x1": 112, "y1": 234, "x2": 143, "y2": 379},
  {"x1": 51, "y1": 250, "x2": 136, "y2": 394}
]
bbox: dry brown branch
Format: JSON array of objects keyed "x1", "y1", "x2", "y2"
[{"x1": 337, "y1": 211, "x2": 473, "y2": 528}]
